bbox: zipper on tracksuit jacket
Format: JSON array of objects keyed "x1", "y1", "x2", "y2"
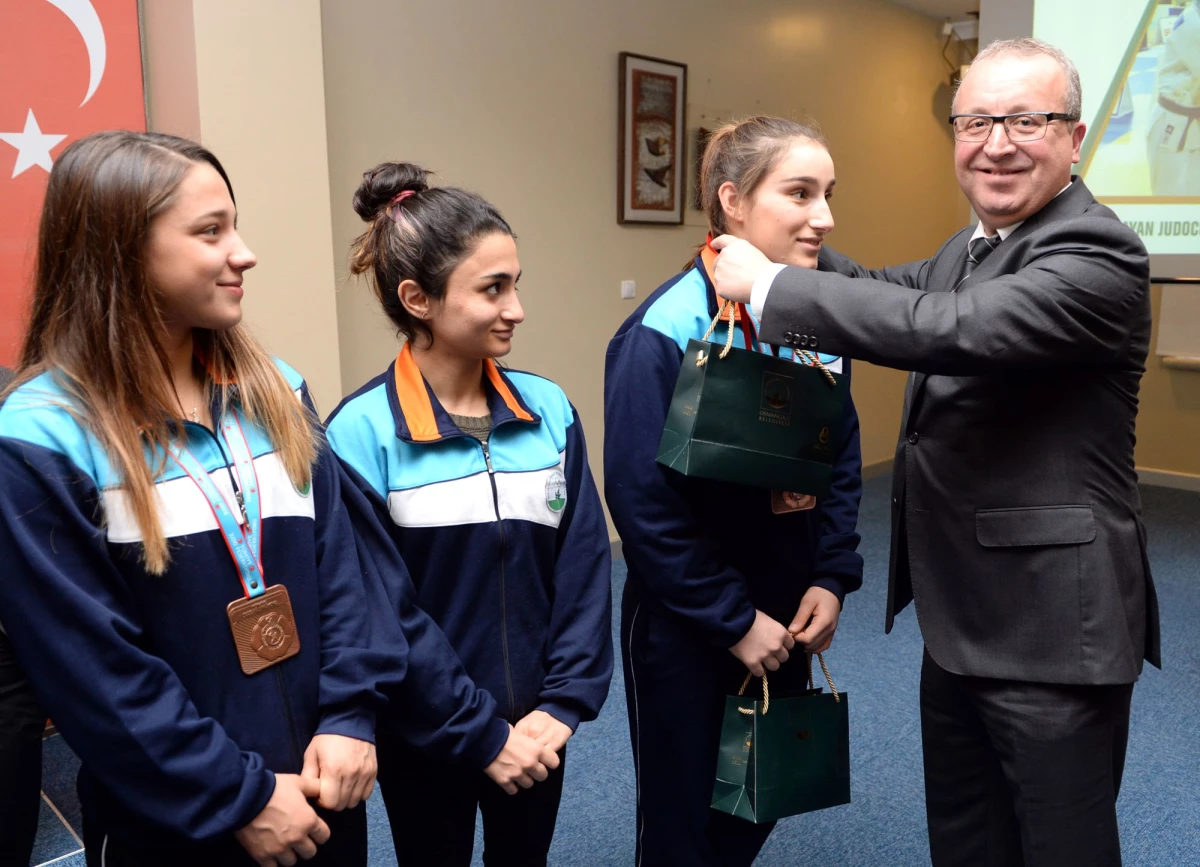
[
  {"x1": 481, "y1": 436, "x2": 517, "y2": 720},
  {"x1": 188, "y1": 421, "x2": 304, "y2": 768}
]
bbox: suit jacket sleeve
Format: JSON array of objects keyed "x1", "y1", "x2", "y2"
[
  {"x1": 764, "y1": 217, "x2": 1148, "y2": 375},
  {"x1": 818, "y1": 245, "x2": 931, "y2": 289}
]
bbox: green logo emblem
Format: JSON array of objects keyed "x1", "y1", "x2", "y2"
[
  {"x1": 546, "y1": 471, "x2": 567, "y2": 513},
  {"x1": 296, "y1": 478, "x2": 312, "y2": 497}
]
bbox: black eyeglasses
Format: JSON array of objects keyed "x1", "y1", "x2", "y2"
[{"x1": 948, "y1": 112, "x2": 1079, "y2": 142}]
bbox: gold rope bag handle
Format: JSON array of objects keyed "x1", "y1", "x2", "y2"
[
  {"x1": 736, "y1": 671, "x2": 770, "y2": 716},
  {"x1": 695, "y1": 300, "x2": 737, "y2": 367},
  {"x1": 807, "y1": 652, "x2": 841, "y2": 703},
  {"x1": 736, "y1": 650, "x2": 840, "y2": 718},
  {"x1": 795, "y1": 348, "x2": 838, "y2": 388},
  {"x1": 696, "y1": 298, "x2": 838, "y2": 391}
]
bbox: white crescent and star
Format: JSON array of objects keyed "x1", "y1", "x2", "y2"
[{"x1": 0, "y1": 0, "x2": 107, "y2": 178}]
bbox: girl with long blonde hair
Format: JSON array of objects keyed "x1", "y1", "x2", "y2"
[{"x1": 0, "y1": 131, "x2": 395, "y2": 867}]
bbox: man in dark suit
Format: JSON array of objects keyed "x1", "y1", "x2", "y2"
[
  {"x1": 710, "y1": 38, "x2": 1159, "y2": 867},
  {"x1": 0, "y1": 364, "x2": 45, "y2": 866}
]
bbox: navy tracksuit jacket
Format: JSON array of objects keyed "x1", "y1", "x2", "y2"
[
  {"x1": 325, "y1": 345, "x2": 613, "y2": 767},
  {"x1": 0, "y1": 360, "x2": 403, "y2": 850},
  {"x1": 604, "y1": 254, "x2": 863, "y2": 865}
]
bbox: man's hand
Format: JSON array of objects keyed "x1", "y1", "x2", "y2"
[
  {"x1": 789, "y1": 585, "x2": 841, "y2": 654},
  {"x1": 729, "y1": 609, "x2": 795, "y2": 677},
  {"x1": 709, "y1": 234, "x2": 773, "y2": 304},
  {"x1": 235, "y1": 774, "x2": 330, "y2": 867},
  {"x1": 300, "y1": 734, "x2": 376, "y2": 811},
  {"x1": 483, "y1": 725, "x2": 561, "y2": 795},
  {"x1": 514, "y1": 709, "x2": 573, "y2": 754}
]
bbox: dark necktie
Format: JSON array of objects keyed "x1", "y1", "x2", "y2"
[{"x1": 962, "y1": 234, "x2": 1001, "y2": 281}]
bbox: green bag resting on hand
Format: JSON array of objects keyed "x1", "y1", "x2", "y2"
[
  {"x1": 711, "y1": 653, "x2": 851, "y2": 824},
  {"x1": 656, "y1": 301, "x2": 848, "y2": 498}
]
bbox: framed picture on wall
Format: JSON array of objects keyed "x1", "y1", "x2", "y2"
[{"x1": 618, "y1": 52, "x2": 687, "y2": 225}]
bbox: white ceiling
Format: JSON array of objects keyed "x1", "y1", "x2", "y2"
[{"x1": 890, "y1": 0, "x2": 980, "y2": 19}]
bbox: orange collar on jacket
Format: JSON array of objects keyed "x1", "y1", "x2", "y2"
[
  {"x1": 700, "y1": 235, "x2": 744, "y2": 322},
  {"x1": 392, "y1": 342, "x2": 534, "y2": 443}
]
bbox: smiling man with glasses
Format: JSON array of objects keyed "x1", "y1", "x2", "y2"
[
  {"x1": 949, "y1": 111, "x2": 1078, "y2": 141},
  {"x1": 709, "y1": 37, "x2": 1157, "y2": 867}
]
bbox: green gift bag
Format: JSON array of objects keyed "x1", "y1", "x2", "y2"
[
  {"x1": 656, "y1": 301, "x2": 849, "y2": 497},
  {"x1": 711, "y1": 653, "x2": 851, "y2": 824}
]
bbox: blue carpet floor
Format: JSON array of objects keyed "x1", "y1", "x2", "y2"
[{"x1": 30, "y1": 477, "x2": 1200, "y2": 866}]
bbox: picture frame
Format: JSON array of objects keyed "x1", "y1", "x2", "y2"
[{"x1": 618, "y1": 52, "x2": 687, "y2": 225}]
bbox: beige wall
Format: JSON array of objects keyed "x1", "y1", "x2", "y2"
[
  {"x1": 980, "y1": 0, "x2": 1033, "y2": 47},
  {"x1": 142, "y1": 0, "x2": 344, "y2": 410},
  {"x1": 1136, "y1": 285, "x2": 1200, "y2": 480},
  {"x1": 320, "y1": 0, "x2": 965, "y2": 514}
]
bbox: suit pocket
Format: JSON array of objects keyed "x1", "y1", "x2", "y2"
[{"x1": 975, "y1": 505, "x2": 1096, "y2": 548}]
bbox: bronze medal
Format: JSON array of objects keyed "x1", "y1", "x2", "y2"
[
  {"x1": 227, "y1": 584, "x2": 301, "y2": 675},
  {"x1": 771, "y1": 489, "x2": 817, "y2": 514}
]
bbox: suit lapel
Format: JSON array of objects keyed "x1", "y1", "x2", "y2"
[{"x1": 905, "y1": 178, "x2": 1095, "y2": 420}]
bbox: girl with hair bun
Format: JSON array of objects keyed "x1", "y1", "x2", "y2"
[
  {"x1": 326, "y1": 162, "x2": 613, "y2": 866},
  {"x1": 0, "y1": 130, "x2": 402, "y2": 866},
  {"x1": 604, "y1": 116, "x2": 864, "y2": 865}
]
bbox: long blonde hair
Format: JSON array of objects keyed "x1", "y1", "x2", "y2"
[{"x1": 16, "y1": 131, "x2": 316, "y2": 573}]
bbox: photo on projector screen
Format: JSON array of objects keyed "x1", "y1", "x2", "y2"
[
  {"x1": 1083, "y1": 0, "x2": 1199, "y2": 199},
  {"x1": 1036, "y1": 0, "x2": 1200, "y2": 269}
]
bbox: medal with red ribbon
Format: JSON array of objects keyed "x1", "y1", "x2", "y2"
[{"x1": 168, "y1": 414, "x2": 300, "y2": 676}]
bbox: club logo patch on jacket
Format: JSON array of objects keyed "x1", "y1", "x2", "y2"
[{"x1": 546, "y1": 471, "x2": 568, "y2": 513}]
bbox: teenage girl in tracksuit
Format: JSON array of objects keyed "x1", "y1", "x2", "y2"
[
  {"x1": 605, "y1": 117, "x2": 864, "y2": 866},
  {"x1": 0, "y1": 132, "x2": 400, "y2": 866},
  {"x1": 325, "y1": 162, "x2": 613, "y2": 867}
]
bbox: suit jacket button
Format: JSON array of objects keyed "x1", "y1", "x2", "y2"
[
  {"x1": 809, "y1": 337, "x2": 818, "y2": 349},
  {"x1": 784, "y1": 331, "x2": 794, "y2": 343},
  {"x1": 799, "y1": 335, "x2": 810, "y2": 347},
  {"x1": 907, "y1": 432, "x2": 920, "y2": 445}
]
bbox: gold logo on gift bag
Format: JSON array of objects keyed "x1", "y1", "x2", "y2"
[
  {"x1": 813, "y1": 424, "x2": 834, "y2": 455},
  {"x1": 763, "y1": 379, "x2": 789, "y2": 410},
  {"x1": 759, "y1": 372, "x2": 793, "y2": 426}
]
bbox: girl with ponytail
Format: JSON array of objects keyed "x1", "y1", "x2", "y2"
[
  {"x1": 326, "y1": 162, "x2": 613, "y2": 866},
  {"x1": 604, "y1": 117, "x2": 865, "y2": 864}
]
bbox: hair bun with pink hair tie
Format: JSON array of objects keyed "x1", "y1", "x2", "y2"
[{"x1": 390, "y1": 189, "x2": 417, "y2": 207}]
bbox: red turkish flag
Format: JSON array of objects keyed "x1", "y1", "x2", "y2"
[{"x1": 0, "y1": 0, "x2": 145, "y2": 366}]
